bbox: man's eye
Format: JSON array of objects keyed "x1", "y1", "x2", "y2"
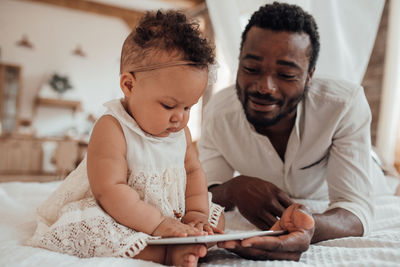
[
  {"x1": 243, "y1": 67, "x2": 259, "y2": 73},
  {"x1": 279, "y1": 73, "x2": 296, "y2": 79},
  {"x1": 161, "y1": 103, "x2": 174, "y2": 110}
]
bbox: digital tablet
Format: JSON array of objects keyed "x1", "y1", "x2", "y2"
[{"x1": 147, "y1": 230, "x2": 286, "y2": 245}]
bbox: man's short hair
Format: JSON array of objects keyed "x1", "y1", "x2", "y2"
[
  {"x1": 240, "y1": 2, "x2": 320, "y2": 73},
  {"x1": 120, "y1": 10, "x2": 215, "y2": 74}
]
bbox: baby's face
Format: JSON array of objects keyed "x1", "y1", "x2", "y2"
[{"x1": 125, "y1": 66, "x2": 208, "y2": 137}]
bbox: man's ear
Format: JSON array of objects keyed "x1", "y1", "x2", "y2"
[
  {"x1": 307, "y1": 67, "x2": 315, "y2": 81},
  {"x1": 306, "y1": 67, "x2": 315, "y2": 85},
  {"x1": 120, "y1": 72, "x2": 136, "y2": 97}
]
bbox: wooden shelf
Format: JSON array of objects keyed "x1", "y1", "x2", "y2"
[{"x1": 36, "y1": 97, "x2": 81, "y2": 112}]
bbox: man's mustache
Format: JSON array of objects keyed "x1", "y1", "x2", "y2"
[{"x1": 247, "y1": 92, "x2": 282, "y2": 104}]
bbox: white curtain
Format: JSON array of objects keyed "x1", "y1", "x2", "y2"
[
  {"x1": 309, "y1": 0, "x2": 385, "y2": 84},
  {"x1": 205, "y1": 0, "x2": 242, "y2": 85},
  {"x1": 376, "y1": 0, "x2": 400, "y2": 166}
]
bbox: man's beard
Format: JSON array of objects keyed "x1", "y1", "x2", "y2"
[{"x1": 236, "y1": 81, "x2": 307, "y2": 128}]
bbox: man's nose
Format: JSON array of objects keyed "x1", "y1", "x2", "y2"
[{"x1": 257, "y1": 75, "x2": 276, "y2": 94}]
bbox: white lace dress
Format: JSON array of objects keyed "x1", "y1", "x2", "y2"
[{"x1": 27, "y1": 99, "x2": 223, "y2": 258}]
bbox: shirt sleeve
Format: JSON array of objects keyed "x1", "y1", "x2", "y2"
[
  {"x1": 198, "y1": 116, "x2": 234, "y2": 187},
  {"x1": 325, "y1": 85, "x2": 374, "y2": 236}
]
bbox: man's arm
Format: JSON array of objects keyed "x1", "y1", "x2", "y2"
[
  {"x1": 211, "y1": 177, "x2": 364, "y2": 243},
  {"x1": 320, "y1": 85, "x2": 375, "y2": 238},
  {"x1": 312, "y1": 208, "x2": 363, "y2": 243}
]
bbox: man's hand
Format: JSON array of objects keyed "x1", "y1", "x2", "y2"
[
  {"x1": 210, "y1": 176, "x2": 293, "y2": 229},
  {"x1": 217, "y1": 203, "x2": 315, "y2": 261}
]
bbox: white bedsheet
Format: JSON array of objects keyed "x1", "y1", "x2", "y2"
[{"x1": 1, "y1": 181, "x2": 399, "y2": 267}]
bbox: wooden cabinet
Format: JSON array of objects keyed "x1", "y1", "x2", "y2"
[
  {"x1": 0, "y1": 64, "x2": 22, "y2": 135},
  {"x1": 0, "y1": 135, "x2": 88, "y2": 182},
  {"x1": 0, "y1": 136, "x2": 43, "y2": 174}
]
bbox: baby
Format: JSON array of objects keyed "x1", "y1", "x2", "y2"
[{"x1": 27, "y1": 10, "x2": 224, "y2": 267}]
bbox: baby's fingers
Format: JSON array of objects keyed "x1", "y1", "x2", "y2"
[
  {"x1": 183, "y1": 224, "x2": 203, "y2": 236},
  {"x1": 202, "y1": 223, "x2": 214, "y2": 235},
  {"x1": 189, "y1": 222, "x2": 209, "y2": 235},
  {"x1": 212, "y1": 226, "x2": 224, "y2": 234},
  {"x1": 194, "y1": 222, "x2": 206, "y2": 233}
]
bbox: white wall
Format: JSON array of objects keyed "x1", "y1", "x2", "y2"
[
  {"x1": 0, "y1": 0, "x2": 205, "y2": 139},
  {"x1": 0, "y1": 0, "x2": 128, "y2": 137}
]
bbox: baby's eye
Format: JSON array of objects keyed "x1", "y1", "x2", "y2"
[
  {"x1": 161, "y1": 103, "x2": 174, "y2": 110},
  {"x1": 184, "y1": 106, "x2": 191, "y2": 111}
]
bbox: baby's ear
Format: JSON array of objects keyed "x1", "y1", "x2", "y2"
[{"x1": 120, "y1": 72, "x2": 136, "y2": 96}]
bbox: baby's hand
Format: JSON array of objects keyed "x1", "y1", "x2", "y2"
[
  {"x1": 182, "y1": 211, "x2": 224, "y2": 235},
  {"x1": 152, "y1": 217, "x2": 203, "y2": 238}
]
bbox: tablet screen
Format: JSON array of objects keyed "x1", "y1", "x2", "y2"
[{"x1": 147, "y1": 230, "x2": 286, "y2": 245}]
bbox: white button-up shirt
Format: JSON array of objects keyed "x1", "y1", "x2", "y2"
[{"x1": 198, "y1": 77, "x2": 386, "y2": 235}]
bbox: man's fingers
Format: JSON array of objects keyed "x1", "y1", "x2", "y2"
[
  {"x1": 270, "y1": 220, "x2": 282, "y2": 231},
  {"x1": 258, "y1": 210, "x2": 278, "y2": 228},
  {"x1": 245, "y1": 214, "x2": 272, "y2": 230},
  {"x1": 242, "y1": 232, "x2": 311, "y2": 252},
  {"x1": 278, "y1": 192, "x2": 294, "y2": 208},
  {"x1": 217, "y1": 240, "x2": 241, "y2": 249},
  {"x1": 264, "y1": 199, "x2": 287, "y2": 218},
  {"x1": 241, "y1": 236, "x2": 281, "y2": 250}
]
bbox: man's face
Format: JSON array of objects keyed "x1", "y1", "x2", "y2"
[{"x1": 236, "y1": 27, "x2": 313, "y2": 129}]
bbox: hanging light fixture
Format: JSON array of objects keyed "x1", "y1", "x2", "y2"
[
  {"x1": 16, "y1": 34, "x2": 34, "y2": 49},
  {"x1": 72, "y1": 44, "x2": 86, "y2": 57}
]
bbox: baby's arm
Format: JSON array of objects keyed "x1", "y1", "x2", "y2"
[
  {"x1": 87, "y1": 115, "x2": 199, "y2": 237},
  {"x1": 182, "y1": 127, "x2": 218, "y2": 234}
]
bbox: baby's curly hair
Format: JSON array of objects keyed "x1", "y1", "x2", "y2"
[
  {"x1": 120, "y1": 10, "x2": 215, "y2": 74},
  {"x1": 241, "y1": 2, "x2": 320, "y2": 73}
]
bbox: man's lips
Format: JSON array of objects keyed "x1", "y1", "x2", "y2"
[{"x1": 248, "y1": 96, "x2": 281, "y2": 112}]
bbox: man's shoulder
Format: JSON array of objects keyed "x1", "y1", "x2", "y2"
[
  {"x1": 203, "y1": 85, "x2": 241, "y2": 119},
  {"x1": 308, "y1": 77, "x2": 362, "y2": 104}
]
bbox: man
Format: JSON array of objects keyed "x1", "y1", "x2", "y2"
[{"x1": 198, "y1": 1, "x2": 386, "y2": 260}]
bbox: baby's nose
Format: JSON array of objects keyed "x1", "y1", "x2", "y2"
[{"x1": 170, "y1": 112, "x2": 184, "y2": 122}]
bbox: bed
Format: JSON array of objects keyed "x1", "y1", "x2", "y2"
[{"x1": 1, "y1": 180, "x2": 400, "y2": 267}]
